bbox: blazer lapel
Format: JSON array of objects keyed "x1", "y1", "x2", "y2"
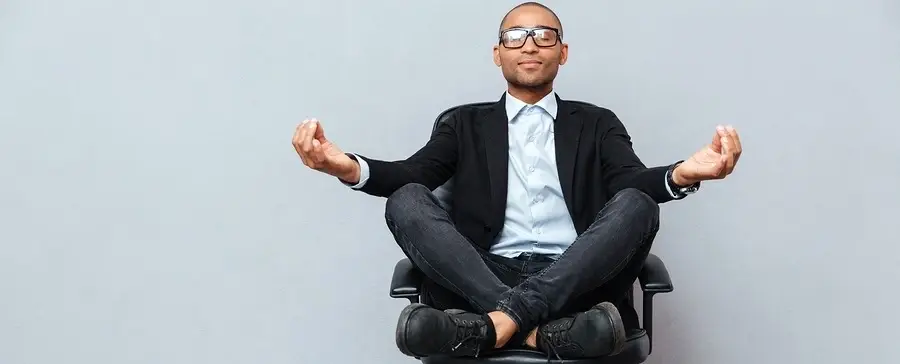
[
  {"x1": 481, "y1": 95, "x2": 509, "y2": 226},
  {"x1": 553, "y1": 96, "x2": 582, "y2": 217}
]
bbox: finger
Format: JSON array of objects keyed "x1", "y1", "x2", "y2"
[
  {"x1": 298, "y1": 153, "x2": 309, "y2": 167},
  {"x1": 710, "y1": 125, "x2": 725, "y2": 153},
  {"x1": 298, "y1": 126, "x2": 318, "y2": 168},
  {"x1": 295, "y1": 120, "x2": 312, "y2": 164},
  {"x1": 311, "y1": 139, "x2": 325, "y2": 164},
  {"x1": 721, "y1": 126, "x2": 737, "y2": 152},
  {"x1": 301, "y1": 120, "x2": 322, "y2": 167},
  {"x1": 292, "y1": 119, "x2": 308, "y2": 144},
  {"x1": 720, "y1": 135, "x2": 736, "y2": 173},
  {"x1": 721, "y1": 127, "x2": 739, "y2": 171},
  {"x1": 718, "y1": 154, "x2": 729, "y2": 178},
  {"x1": 309, "y1": 119, "x2": 327, "y2": 164},
  {"x1": 293, "y1": 120, "x2": 308, "y2": 156},
  {"x1": 311, "y1": 118, "x2": 327, "y2": 143},
  {"x1": 301, "y1": 120, "x2": 319, "y2": 153},
  {"x1": 726, "y1": 125, "x2": 742, "y2": 160},
  {"x1": 298, "y1": 121, "x2": 310, "y2": 150}
]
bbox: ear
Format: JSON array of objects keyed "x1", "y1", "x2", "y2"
[
  {"x1": 492, "y1": 45, "x2": 501, "y2": 67},
  {"x1": 558, "y1": 42, "x2": 568, "y2": 66}
]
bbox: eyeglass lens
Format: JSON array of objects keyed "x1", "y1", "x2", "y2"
[{"x1": 500, "y1": 28, "x2": 558, "y2": 48}]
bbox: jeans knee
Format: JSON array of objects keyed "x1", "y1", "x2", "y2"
[
  {"x1": 385, "y1": 183, "x2": 431, "y2": 225},
  {"x1": 612, "y1": 188, "x2": 659, "y2": 224}
]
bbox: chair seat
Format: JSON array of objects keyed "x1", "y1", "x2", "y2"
[{"x1": 420, "y1": 329, "x2": 649, "y2": 364}]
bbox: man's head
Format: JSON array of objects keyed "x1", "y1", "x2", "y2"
[{"x1": 493, "y1": 2, "x2": 567, "y2": 93}]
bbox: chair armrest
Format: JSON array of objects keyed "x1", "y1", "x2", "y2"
[
  {"x1": 637, "y1": 253, "x2": 673, "y2": 355},
  {"x1": 639, "y1": 253, "x2": 674, "y2": 293},
  {"x1": 390, "y1": 258, "x2": 422, "y2": 302}
]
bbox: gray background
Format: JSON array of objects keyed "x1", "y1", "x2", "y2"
[{"x1": 1, "y1": 0, "x2": 898, "y2": 363}]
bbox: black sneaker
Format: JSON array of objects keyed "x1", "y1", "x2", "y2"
[
  {"x1": 395, "y1": 303, "x2": 496, "y2": 358},
  {"x1": 536, "y1": 302, "x2": 627, "y2": 359}
]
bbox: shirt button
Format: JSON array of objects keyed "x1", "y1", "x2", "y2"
[{"x1": 528, "y1": 165, "x2": 535, "y2": 172}]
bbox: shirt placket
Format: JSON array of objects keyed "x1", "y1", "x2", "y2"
[{"x1": 526, "y1": 110, "x2": 546, "y2": 249}]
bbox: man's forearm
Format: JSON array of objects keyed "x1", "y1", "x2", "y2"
[{"x1": 606, "y1": 165, "x2": 673, "y2": 203}]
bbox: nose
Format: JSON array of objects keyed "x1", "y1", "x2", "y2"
[{"x1": 520, "y1": 36, "x2": 539, "y2": 53}]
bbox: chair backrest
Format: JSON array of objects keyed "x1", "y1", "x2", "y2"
[
  {"x1": 431, "y1": 102, "x2": 495, "y2": 133},
  {"x1": 428, "y1": 100, "x2": 602, "y2": 213}
]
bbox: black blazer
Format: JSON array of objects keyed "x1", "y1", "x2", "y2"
[{"x1": 356, "y1": 93, "x2": 676, "y2": 251}]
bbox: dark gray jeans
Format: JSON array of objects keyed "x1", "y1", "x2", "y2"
[{"x1": 384, "y1": 183, "x2": 659, "y2": 337}]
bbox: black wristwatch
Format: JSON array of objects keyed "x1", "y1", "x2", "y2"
[{"x1": 666, "y1": 161, "x2": 700, "y2": 199}]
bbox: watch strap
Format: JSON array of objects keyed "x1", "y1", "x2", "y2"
[{"x1": 666, "y1": 161, "x2": 700, "y2": 199}]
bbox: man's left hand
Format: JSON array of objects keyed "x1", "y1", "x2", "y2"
[{"x1": 672, "y1": 125, "x2": 742, "y2": 186}]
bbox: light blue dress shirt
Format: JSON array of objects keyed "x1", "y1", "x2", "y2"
[
  {"x1": 349, "y1": 92, "x2": 676, "y2": 259},
  {"x1": 488, "y1": 92, "x2": 577, "y2": 258}
]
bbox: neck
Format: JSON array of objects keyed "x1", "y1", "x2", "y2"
[{"x1": 507, "y1": 84, "x2": 553, "y2": 104}]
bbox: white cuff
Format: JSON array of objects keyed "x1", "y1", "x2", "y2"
[
  {"x1": 664, "y1": 171, "x2": 678, "y2": 198},
  {"x1": 346, "y1": 154, "x2": 369, "y2": 189}
]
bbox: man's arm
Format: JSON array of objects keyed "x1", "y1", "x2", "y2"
[
  {"x1": 599, "y1": 111, "x2": 678, "y2": 203},
  {"x1": 344, "y1": 117, "x2": 459, "y2": 198}
]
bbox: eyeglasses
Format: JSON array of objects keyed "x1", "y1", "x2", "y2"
[{"x1": 498, "y1": 26, "x2": 562, "y2": 49}]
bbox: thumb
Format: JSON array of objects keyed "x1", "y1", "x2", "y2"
[
  {"x1": 716, "y1": 154, "x2": 728, "y2": 176},
  {"x1": 311, "y1": 119, "x2": 327, "y2": 143}
]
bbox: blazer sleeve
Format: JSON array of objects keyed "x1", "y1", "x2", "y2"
[
  {"x1": 353, "y1": 116, "x2": 459, "y2": 198},
  {"x1": 599, "y1": 111, "x2": 676, "y2": 203}
]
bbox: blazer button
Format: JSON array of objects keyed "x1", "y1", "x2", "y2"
[{"x1": 484, "y1": 225, "x2": 492, "y2": 233}]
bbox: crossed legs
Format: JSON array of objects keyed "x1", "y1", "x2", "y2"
[{"x1": 385, "y1": 183, "x2": 659, "y2": 357}]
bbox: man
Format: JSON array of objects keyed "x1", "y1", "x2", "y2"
[{"x1": 293, "y1": 1, "x2": 742, "y2": 359}]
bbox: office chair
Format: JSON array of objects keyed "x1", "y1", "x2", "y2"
[{"x1": 388, "y1": 101, "x2": 675, "y2": 364}]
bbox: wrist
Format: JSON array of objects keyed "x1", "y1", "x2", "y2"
[
  {"x1": 667, "y1": 162, "x2": 702, "y2": 199},
  {"x1": 336, "y1": 154, "x2": 361, "y2": 184},
  {"x1": 671, "y1": 163, "x2": 696, "y2": 187}
]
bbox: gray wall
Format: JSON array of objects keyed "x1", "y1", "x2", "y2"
[{"x1": 1, "y1": 0, "x2": 898, "y2": 363}]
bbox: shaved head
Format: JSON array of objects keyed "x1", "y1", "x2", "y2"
[{"x1": 499, "y1": 2, "x2": 563, "y2": 36}]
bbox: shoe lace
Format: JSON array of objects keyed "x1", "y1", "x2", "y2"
[
  {"x1": 450, "y1": 317, "x2": 486, "y2": 357},
  {"x1": 538, "y1": 324, "x2": 570, "y2": 363}
]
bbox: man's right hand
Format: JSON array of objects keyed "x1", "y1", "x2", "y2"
[{"x1": 292, "y1": 118, "x2": 360, "y2": 183}]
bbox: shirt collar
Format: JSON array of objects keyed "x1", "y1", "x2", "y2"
[{"x1": 504, "y1": 91, "x2": 558, "y2": 122}]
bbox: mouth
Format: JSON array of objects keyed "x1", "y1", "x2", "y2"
[{"x1": 518, "y1": 60, "x2": 542, "y2": 65}]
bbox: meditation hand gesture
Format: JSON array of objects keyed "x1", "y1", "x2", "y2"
[
  {"x1": 672, "y1": 125, "x2": 743, "y2": 186},
  {"x1": 292, "y1": 118, "x2": 360, "y2": 183}
]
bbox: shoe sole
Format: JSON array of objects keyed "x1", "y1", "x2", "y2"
[
  {"x1": 595, "y1": 301, "x2": 627, "y2": 356},
  {"x1": 395, "y1": 303, "x2": 429, "y2": 357}
]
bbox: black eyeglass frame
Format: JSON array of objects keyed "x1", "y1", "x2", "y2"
[{"x1": 498, "y1": 26, "x2": 563, "y2": 49}]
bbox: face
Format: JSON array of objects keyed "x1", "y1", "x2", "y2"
[{"x1": 493, "y1": 6, "x2": 568, "y2": 90}]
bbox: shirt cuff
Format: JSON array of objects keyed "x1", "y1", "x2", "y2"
[
  {"x1": 341, "y1": 153, "x2": 369, "y2": 189},
  {"x1": 664, "y1": 169, "x2": 678, "y2": 198}
]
